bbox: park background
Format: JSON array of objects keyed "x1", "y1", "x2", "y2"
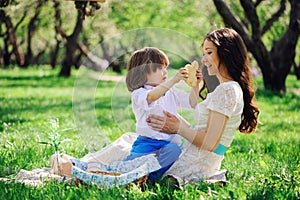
[{"x1": 0, "y1": 0, "x2": 299, "y2": 199}]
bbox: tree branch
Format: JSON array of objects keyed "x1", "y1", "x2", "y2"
[
  {"x1": 54, "y1": 0, "x2": 62, "y2": 28},
  {"x1": 14, "y1": 10, "x2": 27, "y2": 31},
  {"x1": 56, "y1": 26, "x2": 67, "y2": 39},
  {"x1": 53, "y1": 0, "x2": 68, "y2": 39},
  {"x1": 261, "y1": 0, "x2": 286, "y2": 35},
  {"x1": 254, "y1": 0, "x2": 264, "y2": 7},
  {"x1": 240, "y1": 0, "x2": 260, "y2": 38},
  {"x1": 212, "y1": 0, "x2": 253, "y2": 47},
  {"x1": 28, "y1": 0, "x2": 44, "y2": 37},
  {"x1": 70, "y1": 10, "x2": 83, "y2": 38}
]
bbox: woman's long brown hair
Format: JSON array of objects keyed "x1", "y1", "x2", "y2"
[{"x1": 204, "y1": 28, "x2": 259, "y2": 133}]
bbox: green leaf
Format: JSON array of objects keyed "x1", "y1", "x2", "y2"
[
  {"x1": 38, "y1": 141, "x2": 52, "y2": 145},
  {"x1": 259, "y1": 160, "x2": 270, "y2": 171}
]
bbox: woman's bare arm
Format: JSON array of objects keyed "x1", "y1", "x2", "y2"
[{"x1": 147, "y1": 110, "x2": 228, "y2": 151}]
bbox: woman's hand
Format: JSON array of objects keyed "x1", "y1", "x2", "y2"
[
  {"x1": 188, "y1": 67, "x2": 203, "y2": 108},
  {"x1": 147, "y1": 110, "x2": 180, "y2": 134},
  {"x1": 196, "y1": 68, "x2": 203, "y2": 84}
]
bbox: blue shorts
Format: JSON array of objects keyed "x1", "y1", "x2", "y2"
[{"x1": 124, "y1": 136, "x2": 181, "y2": 181}]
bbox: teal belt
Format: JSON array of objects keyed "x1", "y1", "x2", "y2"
[{"x1": 213, "y1": 144, "x2": 228, "y2": 155}]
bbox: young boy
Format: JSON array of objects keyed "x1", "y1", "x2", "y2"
[{"x1": 125, "y1": 47, "x2": 201, "y2": 182}]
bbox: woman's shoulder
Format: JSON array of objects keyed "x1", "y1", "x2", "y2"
[
  {"x1": 214, "y1": 81, "x2": 242, "y2": 94},
  {"x1": 209, "y1": 81, "x2": 243, "y2": 102},
  {"x1": 218, "y1": 81, "x2": 240, "y2": 89},
  {"x1": 207, "y1": 81, "x2": 243, "y2": 116}
]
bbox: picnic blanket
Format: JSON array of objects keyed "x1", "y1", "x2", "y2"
[{"x1": 0, "y1": 132, "x2": 227, "y2": 187}]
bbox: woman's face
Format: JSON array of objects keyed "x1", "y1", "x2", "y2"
[{"x1": 201, "y1": 39, "x2": 220, "y2": 76}]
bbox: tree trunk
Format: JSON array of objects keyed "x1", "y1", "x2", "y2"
[
  {"x1": 59, "y1": 39, "x2": 77, "y2": 76},
  {"x1": 99, "y1": 35, "x2": 124, "y2": 73},
  {"x1": 2, "y1": 25, "x2": 10, "y2": 65},
  {"x1": 268, "y1": 0, "x2": 300, "y2": 91},
  {"x1": 23, "y1": 0, "x2": 45, "y2": 67},
  {"x1": 50, "y1": 41, "x2": 60, "y2": 69},
  {"x1": 58, "y1": 10, "x2": 83, "y2": 77},
  {"x1": 212, "y1": 0, "x2": 300, "y2": 92},
  {"x1": 50, "y1": 0, "x2": 62, "y2": 69},
  {"x1": 0, "y1": 9, "x2": 25, "y2": 66},
  {"x1": 295, "y1": 65, "x2": 300, "y2": 80}
]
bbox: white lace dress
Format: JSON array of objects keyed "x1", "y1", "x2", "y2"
[{"x1": 165, "y1": 81, "x2": 244, "y2": 183}]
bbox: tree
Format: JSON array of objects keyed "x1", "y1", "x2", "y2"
[
  {"x1": 213, "y1": 0, "x2": 300, "y2": 92},
  {"x1": 23, "y1": 0, "x2": 46, "y2": 67},
  {"x1": 1, "y1": 1, "x2": 54, "y2": 67},
  {"x1": 50, "y1": 0, "x2": 62, "y2": 69},
  {"x1": 56, "y1": 8, "x2": 83, "y2": 77},
  {"x1": 56, "y1": 0, "x2": 108, "y2": 76},
  {"x1": 0, "y1": 8, "x2": 25, "y2": 66}
]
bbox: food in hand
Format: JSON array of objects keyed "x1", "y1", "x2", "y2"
[{"x1": 185, "y1": 60, "x2": 199, "y2": 87}]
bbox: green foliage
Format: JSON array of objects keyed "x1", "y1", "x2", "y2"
[
  {"x1": 1, "y1": 0, "x2": 224, "y2": 66},
  {"x1": 110, "y1": 0, "x2": 222, "y2": 41},
  {"x1": 38, "y1": 118, "x2": 72, "y2": 153},
  {"x1": 0, "y1": 67, "x2": 299, "y2": 199}
]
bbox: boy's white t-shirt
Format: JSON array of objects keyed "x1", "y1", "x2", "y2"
[{"x1": 131, "y1": 85, "x2": 192, "y2": 144}]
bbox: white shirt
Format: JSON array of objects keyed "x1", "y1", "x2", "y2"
[
  {"x1": 194, "y1": 81, "x2": 244, "y2": 146},
  {"x1": 132, "y1": 85, "x2": 192, "y2": 143}
]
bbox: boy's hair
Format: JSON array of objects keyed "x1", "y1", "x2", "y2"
[{"x1": 126, "y1": 47, "x2": 169, "y2": 92}]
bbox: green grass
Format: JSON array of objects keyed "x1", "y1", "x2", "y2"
[{"x1": 0, "y1": 66, "x2": 299, "y2": 199}]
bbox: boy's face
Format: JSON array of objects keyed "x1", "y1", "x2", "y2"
[{"x1": 146, "y1": 65, "x2": 168, "y2": 86}]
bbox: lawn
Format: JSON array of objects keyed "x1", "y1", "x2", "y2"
[{"x1": 0, "y1": 66, "x2": 299, "y2": 199}]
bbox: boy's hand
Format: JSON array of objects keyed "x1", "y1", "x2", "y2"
[{"x1": 174, "y1": 67, "x2": 189, "y2": 82}]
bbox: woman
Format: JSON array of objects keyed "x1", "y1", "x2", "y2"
[{"x1": 147, "y1": 28, "x2": 259, "y2": 184}]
